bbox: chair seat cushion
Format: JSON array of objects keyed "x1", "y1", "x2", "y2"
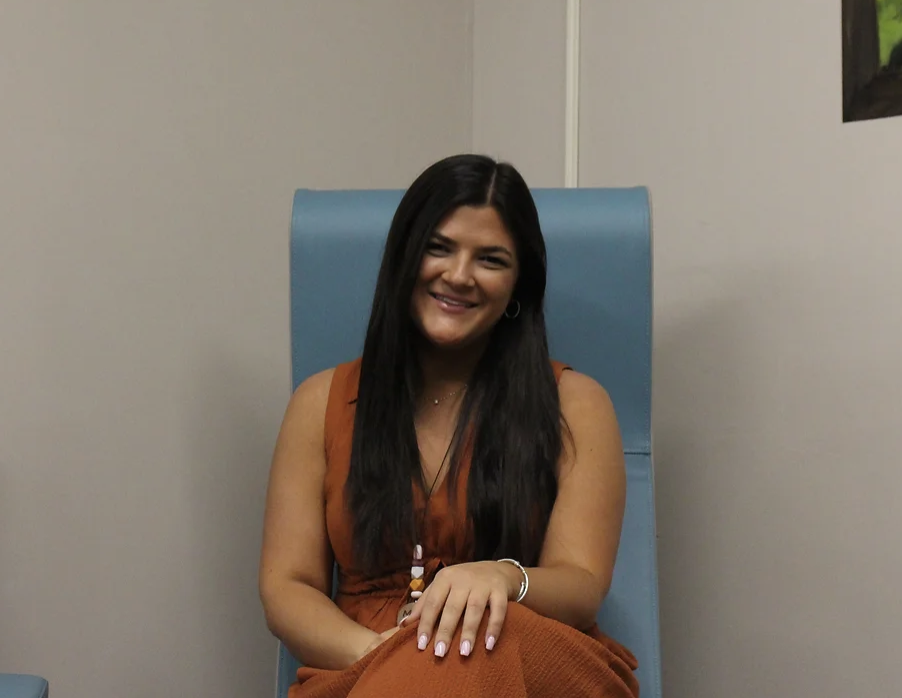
[{"x1": 0, "y1": 674, "x2": 49, "y2": 698}]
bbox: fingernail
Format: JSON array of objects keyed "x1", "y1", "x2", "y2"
[
  {"x1": 486, "y1": 636, "x2": 496, "y2": 651},
  {"x1": 434, "y1": 641, "x2": 446, "y2": 658},
  {"x1": 418, "y1": 634, "x2": 428, "y2": 651},
  {"x1": 460, "y1": 640, "x2": 471, "y2": 656}
]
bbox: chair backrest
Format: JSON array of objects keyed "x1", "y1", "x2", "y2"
[{"x1": 278, "y1": 188, "x2": 661, "y2": 698}]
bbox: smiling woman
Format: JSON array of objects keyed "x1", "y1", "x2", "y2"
[
  {"x1": 259, "y1": 155, "x2": 639, "y2": 697},
  {"x1": 411, "y1": 206, "x2": 518, "y2": 352}
]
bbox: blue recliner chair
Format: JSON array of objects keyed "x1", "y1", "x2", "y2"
[
  {"x1": 278, "y1": 187, "x2": 661, "y2": 698},
  {"x1": 0, "y1": 674, "x2": 49, "y2": 698}
]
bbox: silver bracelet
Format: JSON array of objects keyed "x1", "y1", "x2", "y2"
[{"x1": 498, "y1": 558, "x2": 529, "y2": 603}]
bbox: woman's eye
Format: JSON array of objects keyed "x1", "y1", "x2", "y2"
[
  {"x1": 426, "y1": 241, "x2": 448, "y2": 254},
  {"x1": 482, "y1": 255, "x2": 506, "y2": 267}
]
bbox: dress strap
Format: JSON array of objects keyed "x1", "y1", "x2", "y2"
[
  {"x1": 323, "y1": 358, "x2": 361, "y2": 458},
  {"x1": 551, "y1": 359, "x2": 573, "y2": 383}
]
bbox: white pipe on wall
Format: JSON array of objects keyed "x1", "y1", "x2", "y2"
[{"x1": 564, "y1": 0, "x2": 581, "y2": 188}]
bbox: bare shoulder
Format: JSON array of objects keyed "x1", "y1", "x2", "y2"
[
  {"x1": 292, "y1": 367, "x2": 335, "y2": 406},
  {"x1": 272, "y1": 368, "x2": 338, "y2": 463},
  {"x1": 558, "y1": 369, "x2": 617, "y2": 421},
  {"x1": 283, "y1": 367, "x2": 335, "y2": 423}
]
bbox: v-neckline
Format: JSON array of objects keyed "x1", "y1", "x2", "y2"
[{"x1": 416, "y1": 467, "x2": 449, "y2": 506}]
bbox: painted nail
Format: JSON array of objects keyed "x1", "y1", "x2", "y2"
[
  {"x1": 486, "y1": 636, "x2": 496, "y2": 651},
  {"x1": 434, "y1": 641, "x2": 447, "y2": 658},
  {"x1": 418, "y1": 634, "x2": 428, "y2": 651},
  {"x1": 460, "y1": 640, "x2": 472, "y2": 656}
]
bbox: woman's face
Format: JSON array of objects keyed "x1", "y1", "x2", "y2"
[{"x1": 411, "y1": 205, "x2": 519, "y2": 351}]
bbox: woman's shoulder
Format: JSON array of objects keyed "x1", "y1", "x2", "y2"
[
  {"x1": 552, "y1": 361, "x2": 616, "y2": 421},
  {"x1": 291, "y1": 358, "x2": 362, "y2": 406},
  {"x1": 282, "y1": 359, "x2": 362, "y2": 449},
  {"x1": 549, "y1": 358, "x2": 571, "y2": 383}
]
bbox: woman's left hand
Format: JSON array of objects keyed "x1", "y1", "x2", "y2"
[{"x1": 400, "y1": 561, "x2": 519, "y2": 658}]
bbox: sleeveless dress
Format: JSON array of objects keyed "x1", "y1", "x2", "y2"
[{"x1": 289, "y1": 358, "x2": 640, "y2": 698}]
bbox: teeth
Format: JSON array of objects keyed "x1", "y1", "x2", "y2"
[{"x1": 434, "y1": 294, "x2": 472, "y2": 307}]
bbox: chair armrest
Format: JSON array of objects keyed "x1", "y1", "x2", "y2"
[{"x1": 0, "y1": 674, "x2": 49, "y2": 698}]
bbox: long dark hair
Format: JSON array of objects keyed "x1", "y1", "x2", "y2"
[{"x1": 346, "y1": 154, "x2": 565, "y2": 573}]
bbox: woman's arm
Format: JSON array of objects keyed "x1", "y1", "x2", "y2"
[
  {"x1": 405, "y1": 369, "x2": 627, "y2": 655},
  {"x1": 258, "y1": 369, "x2": 380, "y2": 670},
  {"x1": 517, "y1": 368, "x2": 627, "y2": 630}
]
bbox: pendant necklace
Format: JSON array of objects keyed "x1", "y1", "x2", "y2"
[
  {"x1": 432, "y1": 384, "x2": 466, "y2": 406},
  {"x1": 396, "y1": 391, "x2": 461, "y2": 625}
]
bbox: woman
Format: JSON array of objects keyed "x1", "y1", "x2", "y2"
[{"x1": 259, "y1": 154, "x2": 639, "y2": 697}]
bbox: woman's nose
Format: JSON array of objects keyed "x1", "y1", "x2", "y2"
[{"x1": 442, "y1": 256, "x2": 474, "y2": 287}]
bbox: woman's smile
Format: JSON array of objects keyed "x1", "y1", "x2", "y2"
[
  {"x1": 429, "y1": 292, "x2": 478, "y2": 314},
  {"x1": 411, "y1": 205, "x2": 518, "y2": 349}
]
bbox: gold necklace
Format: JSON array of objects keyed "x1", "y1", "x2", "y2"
[{"x1": 431, "y1": 385, "x2": 466, "y2": 406}]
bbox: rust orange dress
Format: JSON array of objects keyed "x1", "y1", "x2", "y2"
[{"x1": 290, "y1": 358, "x2": 639, "y2": 698}]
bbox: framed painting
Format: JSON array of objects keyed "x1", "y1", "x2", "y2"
[{"x1": 843, "y1": 0, "x2": 902, "y2": 122}]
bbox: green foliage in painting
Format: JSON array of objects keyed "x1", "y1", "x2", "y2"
[
  {"x1": 877, "y1": 0, "x2": 902, "y2": 66},
  {"x1": 878, "y1": 0, "x2": 902, "y2": 19}
]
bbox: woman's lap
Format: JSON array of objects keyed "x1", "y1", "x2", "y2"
[{"x1": 291, "y1": 603, "x2": 638, "y2": 698}]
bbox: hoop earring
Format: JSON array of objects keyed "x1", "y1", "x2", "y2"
[{"x1": 504, "y1": 300, "x2": 521, "y2": 319}]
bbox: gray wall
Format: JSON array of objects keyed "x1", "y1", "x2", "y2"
[
  {"x1": 0, "y1": 2, "x2": 470, "y2": 697},
  {"x1": 581, "y1": 2, "x2": 900, "y2": 696},
  {"x1": 473, "y1": 1, "x2": 901, "y2": 696},
  {"x1": 471, "y1": 0, "x2": 567, "y2": 186}
]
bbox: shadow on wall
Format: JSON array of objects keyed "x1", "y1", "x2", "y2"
[
  {"x1": 0, "y1": 466, "x2": 24, "y2": 660},
  {"x1": 651, "y1": 293, "x2": 745, "y2": 692},
  {"x1": 182, "y1": 345, "x2": 285, "y2": 694},
  {"x1": 648, "y1": 281, "x2": 812, "y2": 692},
  {"x1": 0, "y1": 457, "x2": 46, "y2": 674}
]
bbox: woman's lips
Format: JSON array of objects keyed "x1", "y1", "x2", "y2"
[{"x1": 430, "y1": 292, "x2": 477, "y2": 314}]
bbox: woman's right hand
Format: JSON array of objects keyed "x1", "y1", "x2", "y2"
[{"x1": 358, "y1": 625, "x2": 402, "y2": 660}]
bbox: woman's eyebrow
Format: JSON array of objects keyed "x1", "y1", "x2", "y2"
[
  {"x1": 431, "y1": 232, "x2": 513, "y2": 258},
  {"x1": 479, "y1": 245, "x2": 513, "y2": 258}
]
